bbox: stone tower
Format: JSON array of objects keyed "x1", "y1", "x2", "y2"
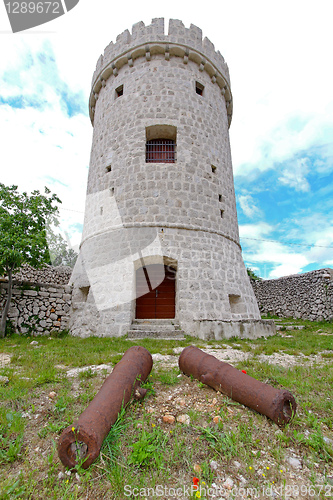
[{"x1": 70, "y1": 18, "x2": 275, "y2": 339}]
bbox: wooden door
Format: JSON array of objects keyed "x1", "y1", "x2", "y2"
[{"x1": 135, "y1": 264, "x2": 175, "y2": 319}]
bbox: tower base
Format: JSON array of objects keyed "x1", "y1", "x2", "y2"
[{"x1": 188, "y1": 319, "x2": 276, "y2": 340}]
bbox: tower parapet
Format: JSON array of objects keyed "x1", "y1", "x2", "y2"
[{"x1": 90, "y1": 18, "x2": 232, "y2": 126}]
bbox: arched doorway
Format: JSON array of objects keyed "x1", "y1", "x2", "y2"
[{"x1": 135, "y1": 264, "x2": 176, "y2": 319}]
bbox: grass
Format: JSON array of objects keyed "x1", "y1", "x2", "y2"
[
  {"x1": 0, "y1": 408, "x2": 25, "y2": 464},
  {"x1": 155, "y1": 368, "x2": 180, "y2": 386},
  {"x1": 0, "y1": 318, "x2": 332, "y2": 498}
]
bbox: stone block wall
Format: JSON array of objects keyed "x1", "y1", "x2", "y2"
[
  {"x1": 0, "y1": 265, "x2": 72, "y2": 335},
  {"x1": 251, "y1": 268, "x2": 333, "y2": 321}
]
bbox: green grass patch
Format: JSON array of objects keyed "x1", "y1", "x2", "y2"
[
  {"x1": 155, "y1": 368, "x2": 180, "y2": 386},
  {"x1": 0, "y1": 408, "x2": 25, "y2": 464},
  {"x1": 0, "y1": 319, "x2": 332, "y2": 498}
]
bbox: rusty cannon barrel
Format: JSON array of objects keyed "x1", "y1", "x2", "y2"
[
  {"x1": 179, "y1": 346, "x2": 296, "y2": 426},
  {"x1": 58, "y1": 345, "x2": 153, "y2": 469}
]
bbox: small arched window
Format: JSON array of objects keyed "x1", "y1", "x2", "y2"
[{"x1": 146, "y1": 139, "x2": 176, "y2": 163}]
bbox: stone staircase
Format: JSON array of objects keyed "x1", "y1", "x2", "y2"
[{"x1": 127, "y1": 319, "x2": 185, "y2": 340}]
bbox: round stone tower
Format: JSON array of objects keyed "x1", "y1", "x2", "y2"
[{"x1": 70, "y1": 18, "x2": 275, "y2": 339}]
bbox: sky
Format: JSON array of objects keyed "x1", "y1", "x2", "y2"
[{"x1": 0, "y1": 0, "x2": 332, "y2": 279}]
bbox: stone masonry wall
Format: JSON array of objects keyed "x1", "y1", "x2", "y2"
[
  {"x1": 0, "y1": 282, "x2": 72, "y2": 335},
  {"x1": 251, "y1": 268, "x2": 333, "y2": 321},
  {"x1": 12, "y1": 264, "x2": 72, "y2": 285},
  {"x1": 0, "y1": 265, "x2": 72, "y2": 335}
]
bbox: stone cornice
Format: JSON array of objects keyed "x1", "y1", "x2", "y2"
[{"x1": 80, "y1": 222, "x2": 241, "y2": 250}]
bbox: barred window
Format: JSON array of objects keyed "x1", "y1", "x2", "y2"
[{"x1": 146, "y1": 139, "x2": 176, "y2": 163}]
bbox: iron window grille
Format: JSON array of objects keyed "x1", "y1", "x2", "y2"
[{"x1": 146, "y1": 139, "x2": 176, "y2": 163}]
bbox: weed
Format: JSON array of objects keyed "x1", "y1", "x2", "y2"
[
  {"x1": 141, "y1": 376, "x2": 155, "y2": 396},
  {"x1": 156, "y1": 369, "x2": 180, "y2": 386},
  {"x1": 306, "y1": 429, "x2": 333, "y2": 461},
  {"x1": 78, "y1": 367, "x2": 96, "y2": 380},
  {"x1": 321, "y1": 351, "x2": 333, "y2": 358},
  {"x1": 5, "y1": 319, "x2": 15, "y2": 337},
  {"x1": 188, "y1": 409, "x2": 203, "y2": 424},
  {"x1": 200, "y1": 460, "x2": 215, "y2": 484},
  {"x1": 49, "y1": 329, "x2": 69, "y2": 339},
  {"x1": 45, "y1": 439, "x2": 58, "y2": 475},
  {"x1": 198, "y1": 421, "x2": 253, "y2": 461},
  {"x1": 100, "y1": 405, "x2": 128, "y2": 469},
  {"x1": 38, "y1": 421, "x2": 70, "y2": 439},
  {"x1": 54, "y1": 396, "x2": 68, "y2": 415},
  {"x1": 34, "y1": 367, "x2": 59, "y2": 387},
  {"x1": 0, "y1": 409, "x2": 25, "y2": 464},
  {"x1": 78, "y1": 391, "x2": 94, "y2": 404},
  {"x1": 0, "y1": 473, "x2": 26, "y2": 499},
  {"x1": 128, "y1": 425, "x2": 168, "y2": 468}
]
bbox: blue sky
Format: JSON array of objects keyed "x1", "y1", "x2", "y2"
[{"x1": 0, "y1": 0, "x2": 332, "y2": 278}]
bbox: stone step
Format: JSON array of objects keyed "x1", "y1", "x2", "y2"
[
  {"x1": 130, "y1": 323, "x2": 177, "y2": 332},
  {"x1": 128, "y1": 319, "x2": 185, "y2": 339},
  {"x1": 127, "y1": 329, "x2": 185, "y2": 340},
  {"x1": 131, "y1": 319, "x2": 182, "y2": 331},
  {"x1": 132, "y1": 319, "x2": 179, "y2": 325}
]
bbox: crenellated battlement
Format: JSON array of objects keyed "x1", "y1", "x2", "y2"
[{"x1": 89, "y1": 18, "x2": 233, "y2": 126}]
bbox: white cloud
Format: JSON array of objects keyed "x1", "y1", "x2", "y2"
[
  {"x1": 240, "y1": 212, "x2": 333, "y2": 278},
  {"x1": 238, "y1": 194, "x2": 263, "y2": 219},
  {"x1": 239, "y1": 222, "x2": 273, "y2": 240},
  {"x1": 0, "y1": 102, "x2": 91, "y2": 244},
  {"x1": 269, "y1": 264, "x2": 304, "y2": 279},
  {"x1": 303, "y1": 232, "x2": 333, "y2": 266},
  {"x1": 239, "y1": 222, "x2": 310, "y2": 278},
  {"x1": 243, "y1": 238, "x2": 309, "y2": 279},
  {"x1": 278, "y1": 158, "x2": 311, "y2": 192},
  {"x1": 228, "y1": 2, "x2": 333, "y2": 182},
  {"x1": 285, "y1": 213, "x2": 333, "y2": 264}
]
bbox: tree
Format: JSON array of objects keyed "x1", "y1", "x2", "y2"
[
  {"x1": 0, "y1": 184, "x2": 61, "y2": 337},
  {"x1": 47, "y1": 230, "x2": 78, "y2": 268},
  {"x1": 247, "y1": 268, "x2": 262, "y2": 281}
]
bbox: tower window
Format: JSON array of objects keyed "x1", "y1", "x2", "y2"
[
  {"x1": 105, "y1": 165, "x2": 111, "y2": 173},
  {"x1": 115, "y1": 85, "x2": 123, "y2": 98},
  {"x1": 211, "y1": 164, "x2": 217, "y2": 173},
  {"x1": 229, "y1": 294, "x2": 242, "y2": 314},
  {"x1": 195, "y1": 81, "x2": 204, "y2": 96},
  {"x1": 146, "y1": 139, "x2": 176, "y2": 163},
  {"x1": 219, "y1": 194, "x2": 223, "y2": 202},
  {"x1": 220, "y1": 209, "x2": 224, "y2": 218},
  {"x1": 79, "y1": 286, "x2": 90, "y2": 302}
]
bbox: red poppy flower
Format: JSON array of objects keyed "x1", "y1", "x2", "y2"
[
  {"x1": 242, "y1": 370, "x2": 247, "y2": 374},
  {"x1": 193, "y1": 477, "x2": 199, "y2": 490}
]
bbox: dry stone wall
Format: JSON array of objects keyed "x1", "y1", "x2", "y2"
[
  {"x1": 2, "y1": 264, "x2": 333, "y2": 335},
  {"x1": 251, "y1": 268, "x2": 333, "y2": 321},
  {"x1": 12, "y1": 264, "x2": 72, "y2": 285},
  {"x1": 0, "y1": 265, "x2": 72, "y2": 335}
]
